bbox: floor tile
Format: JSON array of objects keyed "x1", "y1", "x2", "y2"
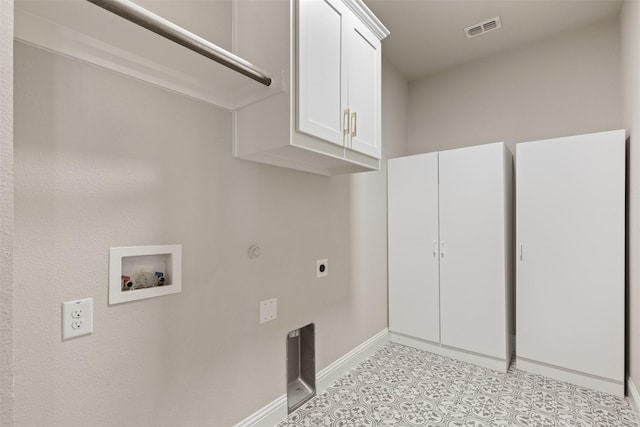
[{"x1": 277, "y1": 342, "x2": 639, "y2": 427}]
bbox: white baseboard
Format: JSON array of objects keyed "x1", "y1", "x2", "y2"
[
  {"x1": 389, "y1": 333, "x2": 510, "y2": 373},
  {"x1": 516, "y1": 357, "x2": 624, "y2": 398},
  {"x1": 232, "y1": 395, "x2": 288, "y2": 427},
  {"x1": 233, "y1": 328, "x2": 389, "y2": 427},
  {"x1": 629, "y1": 377, "x2": 640, "y2": 416},
  {"x1": 316, "y1": 328, "x2": 389, "y2": 390}
]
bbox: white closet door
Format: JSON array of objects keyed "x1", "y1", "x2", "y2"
[
  {"x1": 439, "y1": 142, "x2": 507, "y2": 359},
  {"x1": 516, "y1": 130, "x2": 624, "y2": 382},
  {"x1": 388, "y1": 153, "x2": 440, "y2": 343},
  {"x1": 297, "y1": 0, "x2": 348, "y2": 146}
]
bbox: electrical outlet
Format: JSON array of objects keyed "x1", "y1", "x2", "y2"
[
  {"x1": 260, "y1": 298, "x2": 277, "y2": 324},
  {"x1": 62, "y1": 298, "x2": 93, "y2": 340},
  {"x1": 316, "y1": 259, "x2": 328, "y2": 278}
]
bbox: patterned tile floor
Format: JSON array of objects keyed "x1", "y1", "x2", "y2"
[{"x1": 277, "y1": 342, "x2": 639, "y2": 427}]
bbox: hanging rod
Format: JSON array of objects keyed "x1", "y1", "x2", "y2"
[{"x1": 86, "y1": 0, "x2": 272, "y2": 87}]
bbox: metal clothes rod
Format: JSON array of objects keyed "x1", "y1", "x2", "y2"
[{"x1": 86, "y1": 0, "x2": 272, "y2": 87}]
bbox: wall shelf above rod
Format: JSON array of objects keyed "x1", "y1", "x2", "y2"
[{"x1": 14, "y1": 0, "x2": 283, "y2": 110}]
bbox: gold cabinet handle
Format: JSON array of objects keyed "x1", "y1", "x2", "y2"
[
  {"x1": 343, "y1": 109, "x2": 350, "y2": 135},
  {"x1": 351, "y1": 111, "x2": 357, "y2": 137}
]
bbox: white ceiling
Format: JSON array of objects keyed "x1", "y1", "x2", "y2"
[{"x1": 364, "y1": 0, "x2": 623, "y2": 81}]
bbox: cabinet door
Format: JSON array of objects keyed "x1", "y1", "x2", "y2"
[
  {"x1": 388, "y1": 153, "x2": 440, "y2": 343},
  {"x1": 297, "y1": 0, "x2": 348, "y2": 146},
  {"x1": 516, "y1": 130, "x2": 624, "y2": 382},
  {"x1": 346, "y1": 17, "x2": 381, "y2": 159},
  {"x1": 439, "y1": 143, "x2": 507, "y2": 359}
]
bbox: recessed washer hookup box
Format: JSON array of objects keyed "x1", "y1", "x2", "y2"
[{"x1": 109, "y1": 244, "x2": 182, "y2": 304}]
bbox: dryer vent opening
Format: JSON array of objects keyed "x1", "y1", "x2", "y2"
[{"x1": 287, "y1": 323, "x2": 316, "y2": 414}]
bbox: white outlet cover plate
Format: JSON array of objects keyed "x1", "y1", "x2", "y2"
[
  {"x1": 62, "y1": 298, "x2": 93, "y2": 340},
  {"x1": 260, "y1": 298, "x2": 277, "y2": 324},
  {"x1": 317, "y1": 259, "x2": 329, "y2": 278}
]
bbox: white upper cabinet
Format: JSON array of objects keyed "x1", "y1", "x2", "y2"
[
  {"x1": 297, "y1": 0, "x2": 381, "y2": 159},
  {"x1": 234, "y1": 0, "x2": 388, "y2": 176}
]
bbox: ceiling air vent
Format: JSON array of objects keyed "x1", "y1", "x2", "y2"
[{"x1": 464, "y1": 16, "x2": 502, "y2": 39}]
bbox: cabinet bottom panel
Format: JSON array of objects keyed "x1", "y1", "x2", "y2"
[{"x1": 389, "y1": 333, "x2": 511, "y2": 373}]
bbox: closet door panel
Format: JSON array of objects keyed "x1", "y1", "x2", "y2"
[
  {"x1": 388, "y1": 153, "x2": 440, "y2": 343},
  {"x1": 516, "y1": 130, "x2": 624, "y2": 381},
  {"x1": 439, "y1": 143, "x2": 506, "y2": 359}
]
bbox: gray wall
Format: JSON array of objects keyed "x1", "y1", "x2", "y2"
[
  {"x1": 407, "y1": 17, "x2": 621, "y2": 157},
  {"x1": 621, "y1": 0, "x2": 640, "y2": 400},
  {"x1": 12, "y1": 43, "x2": 407, "y2": 425},
  {"x1": 0, "y1": 0, "x2": 14, "y2": 424}
]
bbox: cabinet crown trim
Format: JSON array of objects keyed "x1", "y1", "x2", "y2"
[{"x1": 343, "y1": 0, "x2": 390, "y2": 40}]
